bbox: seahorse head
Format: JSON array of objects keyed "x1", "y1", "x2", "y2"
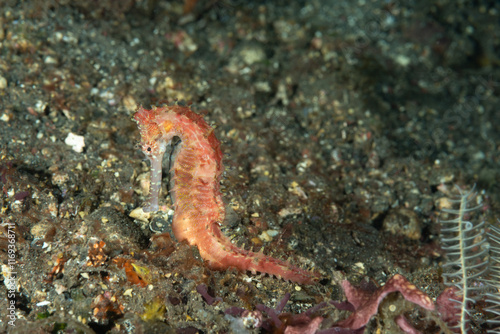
[{"x1": 133, "y1": 106, "x2": 166, "y2": 159}]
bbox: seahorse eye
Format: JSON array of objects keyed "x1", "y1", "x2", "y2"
[{"x1": 147, "y1": 147, "x2": 152, "y2": 152}]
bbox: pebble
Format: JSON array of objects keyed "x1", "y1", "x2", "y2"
[
  {"x1": 64, "y1": 132, "x2": 85, "y2": 153},
  {"x1": 122, "y1": 95, "x2": 137, "y2": 113},
  {"x1": 30, "y1": 222, "x2": 52, "y2": 239},
  {"x1": 382, "y1": 208, "x2": 421, "y2": 240},
  {"x1": 239, "y1": 44, "x2": 266, "y2": 66},
  {"x1": 0, "y1": 75, "x2": 7, "y2": 89},
  {"x1": 44, "y1": 56, "x2": 58, "y2": 65}
]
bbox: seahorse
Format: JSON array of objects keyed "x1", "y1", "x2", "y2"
[{"x1": 133, "y1": 105, "x2": 320, "y2": 284}]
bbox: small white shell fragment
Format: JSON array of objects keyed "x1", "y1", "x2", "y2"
[
  {"x1": 129, "y1": 207, "x2": 151, "y2": 222},
  {"x1": 64, "y1": 132, "x2": 85, "y2": 153}
]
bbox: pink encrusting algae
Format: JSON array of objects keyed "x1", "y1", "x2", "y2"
[{"x1": 133, "y1": 105, "x2": 320, "y2": 284}]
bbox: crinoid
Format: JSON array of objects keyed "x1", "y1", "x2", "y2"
[
  {"x1": 485, "y1": 224, "x2": 500, "y2": 333},
  {"x1": 439, "y1": 185, "x2": 489, "y2": 333},
  {"x1": 438, "y1": 185, "x2": 500, "y2": 333}
]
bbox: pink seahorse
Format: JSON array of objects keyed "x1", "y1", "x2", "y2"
[{"x1": 133, "y1": 105, "x2": 320, "y2": 284}]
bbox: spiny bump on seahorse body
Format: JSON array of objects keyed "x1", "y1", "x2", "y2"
[{"x1": 133, "y1": 104, "x2": 321, "y2": 284}]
